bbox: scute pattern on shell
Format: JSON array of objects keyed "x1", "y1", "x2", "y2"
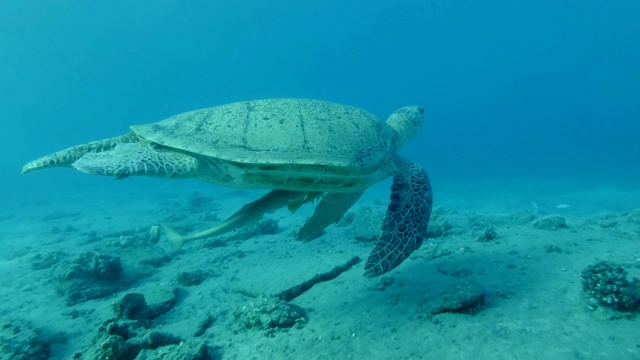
[{"x1": 131, "y1": 99, "x2": 394, "y2": 169}]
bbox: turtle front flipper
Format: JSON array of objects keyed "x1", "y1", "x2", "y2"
[
  {"x1": 363, "y1": 158, "x2": 432, "y2": 277},
  {"x1": 21, "y1": 132, "x2": 138, "y2": 174},
  {"x1": 297, "y1": 191, "x2": 364, "y2": 241},
  {"x1": 72, "y1": 142, "x2": 201, "y2": 179}
]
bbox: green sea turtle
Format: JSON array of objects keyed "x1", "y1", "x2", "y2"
[{"x1": 22, "y1": 99, "x2": 432, "y2": 277}]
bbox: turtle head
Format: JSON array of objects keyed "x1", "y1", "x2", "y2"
[{"x1": 385, "y1": 106, "x2": 424, "y2": 149}]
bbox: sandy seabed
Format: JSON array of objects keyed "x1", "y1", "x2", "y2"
[{"x1": 1, "y1": 178, "x2": 639, "y2": 360}]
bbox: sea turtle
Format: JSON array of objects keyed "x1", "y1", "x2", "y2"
[{"x1": 22, "y1": 99, "x2": 432, "y2": 277}]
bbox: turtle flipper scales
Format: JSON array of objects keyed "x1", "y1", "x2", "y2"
[
  {"x1": 363, "y1": 158, "x2": 432, "y2": 277},
  {"x1": 22, "y1": 132, "x2": 138, "y2": 174},
  {"x1": 73, "y1": 142, "x2": 200, "y2": 179}
]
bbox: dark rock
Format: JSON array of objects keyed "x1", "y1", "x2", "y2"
[
  {"x1": 70, "y1": 251, "x2": 123, "y2": 281},
  {"x1": 194, "y1": 315, "x2": 213, "y2": 337},
  {"x1": 508, "y1": 210, "x2": 536, "y2": 224},
  {"x1": 532, "y1": 215, "x2": 567, "y2": 230},
  {"x1": 545, "y1": 244, "x2": 562, "y2": 253},
  {"x1": 112, "y1": 287, "x2": 180, "y2": 321},
  {"x1": 177, "y1": 270, "x2": 208, "y2": 287},
  {"x1": 0, "y1": 317, "x2": 50, "y2": 360},
  {"x1": 421, "y1": 281, "x2": 486, "y2": 314},
  {"x1": 257, "y1": 218, "x2": 279, "y2": 235},
  {"x1": 426, "y1": 220, "x2": 453, "y2": 238},
  {"x1": 234, "y1": 296, "x2": 306, "y2": 330},
  {"x1": 477, "y1": 227, "x2": 497, "y2": 242},
  {"x1": 581, "y1": 261, "x2": 640, "y2": 311},
  {"x1": 145, "y1": 286, "x2": 179, "y2": 319},
  {"x1": 81, "y1": 319, "x2": 181, "y2": 360},
  {"x1": 55, "y1": 251, "x2": 125, "y2": 305},
  {"x1": 113, "y1": 293, "x2": 149, "y2": 321}
]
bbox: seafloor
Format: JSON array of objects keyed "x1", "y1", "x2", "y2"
[{"x1": 1, "y1": 177, "x2": 639, "y2": 359}]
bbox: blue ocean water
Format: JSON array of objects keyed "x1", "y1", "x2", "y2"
[
  {"x1": 1, "y1": 1, "x2": 640, "y2": 358},
  {"x1": 2, "y1": 1, "x2": 639, "y2": 193}
]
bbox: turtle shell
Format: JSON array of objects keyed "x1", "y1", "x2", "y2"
[{"x1": 131, "y1": 99, "x2": 394, "y2": 170}]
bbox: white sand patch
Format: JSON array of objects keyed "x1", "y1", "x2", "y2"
[{"x1": 1, "y1": 178, "x2": 639, "y2": 359}]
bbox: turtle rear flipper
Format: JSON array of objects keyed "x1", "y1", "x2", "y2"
[
  {"x1": 72, "y1": 142, "x2": 200, "y2": 179},
  {"x1": 22, "y1": 132, "x2": 138, "y2": 174},
  {"x1": 363, "y1": 158, "x2": 432, "y2": 277}
]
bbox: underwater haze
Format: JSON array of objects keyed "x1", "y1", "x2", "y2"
[
  {"x1": 2, "y1": 1, "x2": 639, "y2": 190},
  {"x1": 2, "y1": 1, "x2": 640, "y2": 359}
]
